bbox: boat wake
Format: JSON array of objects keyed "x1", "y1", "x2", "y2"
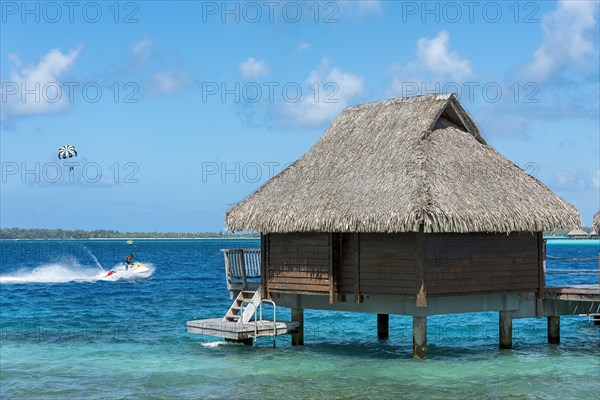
[{"x1": 0, "y1": 262, "x2": 154, "y2": 284}]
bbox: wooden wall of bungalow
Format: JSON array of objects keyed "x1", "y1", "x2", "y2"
[{"x1": 260, "y1": 231, "x2": 544, "y2": 304}]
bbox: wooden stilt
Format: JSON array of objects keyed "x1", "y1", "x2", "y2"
[
  {"x1": 377, "y1": 314, "x2": 389, "y2": 339},
  {"x1": 412, "y1": 316, "x2": 427, "y2": 359},
  {"x1": 415, "y1": 226, "x2": 427, "y2": 307},
  {"x1": 548, "y1": 316, "x2": 560, "y2": 344},
  {"x1": 291, "y1": 308, "x2": 304, "y2": 346},
  {"x1": 499, "y1": 310, "x2": 512, "y2": 349}
]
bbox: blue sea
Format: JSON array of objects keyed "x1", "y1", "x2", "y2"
[{"x1": 1, "y1": 238, "x2": 599, "y2": 399}]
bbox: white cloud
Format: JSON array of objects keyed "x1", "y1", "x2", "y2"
[
  {"x1": 356, "y1": 0, "x2": 383, "y2": 13},
  {"x1": 524, "y1": 0, "x2": 598, "y2": 81},
  {"x1": 551, "y1": 168, "x2": 600, "y2": 192},
  {"x1": 338, "y1": 0, "x2": 383, "y2": 17},
  {"x1": 239, "y1": 57, "x2": 271, "y2": 80},
  {"x1": 144, "y1": 67, "x2": 191, "y2": 96},
  {"x1": 128, "y1": 37, "x2": 154, "y2": 73},
  {"x1": 125, "y1": 37, "x2": 192, "y2": 97},
  {"x1": 416, "y1": 30, "x2": 472, "y2": 81},
  {"x1": 131, "y1": 37, "x2": 152, "y2": 55},
  {"x1": 1, "y1": 47, "x2": 81, "y2": 123},
  {"x1": 283, "y1": 57, "x2": 365, "y2": 126},
  {"x1": 387, "y1": 30, "x2": 472, "y2": 96},
  {"x1": 296, "y1": 42, "x2": 310, "y2": 52},
  {"x1": 7, "y1": 53, "x2": 22, "y2": 68}
]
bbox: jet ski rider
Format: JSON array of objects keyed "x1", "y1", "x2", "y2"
[{"x1": 124, "y1": 253, "x2": 134, "y2": 270}]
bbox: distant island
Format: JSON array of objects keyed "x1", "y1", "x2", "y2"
[
  {"x1": 1, "y1": 227, "x2": 595, "y2": 240},
  {"x1": 0, "y1": 228, "x2": 259, "y2": 240}
]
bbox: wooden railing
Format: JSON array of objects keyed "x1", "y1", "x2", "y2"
[{"x1": 222, "y1": 249, "x2": 261, "y2": 295}]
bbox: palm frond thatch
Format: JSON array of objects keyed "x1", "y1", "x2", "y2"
[
  {"x1": 226, "y1": 94, "x2": 580, "y2": 233},
  {"x1": 593, "y1": 211, "x2": 600, "y2": 233}
]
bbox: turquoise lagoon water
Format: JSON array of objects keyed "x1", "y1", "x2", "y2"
[{"x1": 1, "y1": 239, "x2": 599, "y2": 399}]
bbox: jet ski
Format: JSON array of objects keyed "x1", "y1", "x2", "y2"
[{"x1": 105, "y1": 262, "x2": 151, "y2": 278}]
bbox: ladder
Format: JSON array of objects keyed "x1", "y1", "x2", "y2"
[
  {"x1": 221, "y1": 287, "x2": 280, "y2": 347},
  {"x1": 223, "y1": 288, "x2": 262, "y2": 324}
]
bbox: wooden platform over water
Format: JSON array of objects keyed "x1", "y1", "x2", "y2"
[
  {"x1": 187, "y1": 318, "x2": 299, "y2": 341},
  {"x1": 544, "y1": 285, "x2": 600, "y2": 302},
  {"x1": 189, "y1": 247, "x2": 599, "y2": 356}
]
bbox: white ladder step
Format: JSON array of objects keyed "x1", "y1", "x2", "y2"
[{"x1": 222, "y1": 287, "x2": 262, "y2": 324}]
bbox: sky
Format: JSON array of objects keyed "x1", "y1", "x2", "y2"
[{"x1": 0, "y1": 0, "x2": 599, "y2": 232}]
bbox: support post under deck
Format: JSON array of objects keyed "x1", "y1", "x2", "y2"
[
  {"x1": 499, "y1": 310, "x2": 513, "y2": 349},
  {"x1": 291, "y1": 308, "x2": 304, "y2": 346},
  {"x1": 412, "y1": 316, "x2": 427, "y2": 359},
  {"x1": 548, "y1": 316, "x2": 560, "y2": 344},
  {"x1": 377, "y1": 314, "x2": 389, "y2": 339}
]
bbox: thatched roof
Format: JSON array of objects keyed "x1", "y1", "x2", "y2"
[
  {"x1": 227, "y1": 94, "x2": 580, "y2": 233},
  {"x1": 567, "y1": 229, "x2": 588, "y2": 237},
  {"x1": 594, "y1": 211, "x2": 600, "y2": 233}
]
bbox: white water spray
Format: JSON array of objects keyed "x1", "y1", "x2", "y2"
[
  {"x1": 0, "y1": 263, "x2": 101, "y2": 284},
  {"x1": 83, "y1": 246, "x2": 105, "y2": 272},
  {"x1": 0, "y1": 262, "x2": 154, "y2": 284}
]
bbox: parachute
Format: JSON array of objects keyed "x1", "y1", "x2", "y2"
[{"x1": 58, "y1": 145, "x2": 77, "y2": 160}]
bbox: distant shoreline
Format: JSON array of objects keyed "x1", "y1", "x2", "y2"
[
  {"x1": 3, "y1": 237, "x2": 598, "y2": 241},
  {"x1": 1, "y1": 228, "x2": 596, "y2": 241},
  {"x1": 0, "y1": 237, "x2": 259, "y2": 241},
  {"x1": 0, "y1": 228, "x2": 259, "y2": 240}
]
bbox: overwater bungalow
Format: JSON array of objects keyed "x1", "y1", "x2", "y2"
[
  {"x1": 567, "y1": 229, "x2": 589, "y2": 239},
  {"x1": 190, "y1": 94, "x2": 598, "y2": 357}
]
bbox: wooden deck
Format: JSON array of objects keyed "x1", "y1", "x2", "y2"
[
  {"x1": 187, "y1": 318, "x2": 299, "y2": 341},
  {"x1": 544, "y1": 285, "x2": 600, "y2": 302}
]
